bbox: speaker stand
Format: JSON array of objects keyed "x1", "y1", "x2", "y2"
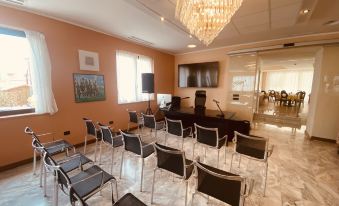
[{"x1": 145, "y1": 93, "x2": 153, "y2": 115}]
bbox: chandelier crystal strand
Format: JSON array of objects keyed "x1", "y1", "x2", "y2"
[{"x1": 176, "y1": 0, "x2": 243, "y2": 45}]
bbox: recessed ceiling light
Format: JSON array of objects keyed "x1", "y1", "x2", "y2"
[
  {"x1": 189, "y1": 35, "x2": 193, "y2": 38},
  {"x1": 187, "y1": 44, "x2": 196, "y2": 48},
  {"x1": 301, "y1": 9, "x2": 310, "y2": 14},
  {"x1": 160, "y1": 17, "x2": 165, "y2": 21}
]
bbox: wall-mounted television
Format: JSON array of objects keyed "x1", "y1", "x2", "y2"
[{"x1": 178, "y1": 61, "x2": 219, "y2": 88}]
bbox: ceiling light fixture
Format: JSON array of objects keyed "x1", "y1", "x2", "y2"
[
  {"x1": 160, "y1": 17, "x2": 165, "y2": 21},
  {"x1": 176, "y1": 0, "x2": 243, "y2": 46},
  {"x1": 301, "y1": 9, "x2": 310, "y2": 14},
  {"x1": 187, "y1": 44, "x2": 196, "y2": 48}
]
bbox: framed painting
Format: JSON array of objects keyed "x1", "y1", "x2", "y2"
[
  {"x1": 73, "y1": 73, "x2": 105, "y2": 102},
  {"x1": 78, "y1": 50, "x2": 99, "y2": 71}
]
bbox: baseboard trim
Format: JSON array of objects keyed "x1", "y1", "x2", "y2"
[{"x1": 310, "y1": 136, "x2": 336, "y2": 143}]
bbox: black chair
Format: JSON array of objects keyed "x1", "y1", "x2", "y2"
[
  {"x1": 97, "y1": 123, "x2": 123, "y2": 174},
  {"x1": 142, "y1": 114, "x2": 165, "y2": 139},
  {"x1": 195, "y1": 90, "x2": 206, "y2": 109},
  {"x1": 42, "y1": 149, "x2": 117, "y2": 206},
  {"x1": 83, "y1": 118, "x2": 102, "y2": 162},
  {"x1": 295, "y1": 91, "x2": 306, "y2": 105},
  {"x1": 165, "y1": 117, "x2": 192, "y2": 150},
  {"x1": 193, "y1": 123, "x2": 228, "y2": 168},
  {"x1": 280, "y1": 90, "x2": 289, "y2": 106},
  {"x1": 151, "y1": 143, "x2": 194, "y2": 206},
  {"x1": 170, "y1": 96, "x2": 181, "y2": 110},
  {"x1": 231, "y1": 131, "x2": 274, "y2": 196},
  {"x1": 113, "y1": 193, "x2": 147, "y2": 206},
  {"x1": 127, "y1": 110, "x2": 143, "y2": 132},
  {"x1": 119, "y1": 130, "x2": 154, "y2": 192},
  {"x1": 192, "y1": 160, "x2": 254, "y2": 206},
  {"x1": 24, "y1": 127, "x2": 75, "y2": 179}
]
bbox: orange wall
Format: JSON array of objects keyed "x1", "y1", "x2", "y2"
[{"x1": 0, "y1": 6, "x2": 174, "y2": 167}]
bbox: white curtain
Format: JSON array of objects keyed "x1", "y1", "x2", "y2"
[
  {"x1": 25, "y1": 30, "x2": 58, "y2": 114},
  {"x1": 264, "y1": 69, "x2": 313, "y2": 94},
  {"x1": 116, "y1": 50, "x2": 154, "y2": 104}
]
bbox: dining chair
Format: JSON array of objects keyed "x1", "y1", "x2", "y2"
[
  {"x1": 83, "y1": 118, "x2": 102, "y2": 162},
  {"x1": 165, "y1": 117, "x2": 192, "y2": 150}
]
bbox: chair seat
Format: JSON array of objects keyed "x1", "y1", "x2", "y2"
[
  {"x1": 44, "y1": 140, "x2": 73, "y2": 155},
  {"x1": 70, "y1": 165, "x2": 115, "y2": 199},
  {"x1": 59, "y1": 154, "x2": 92, "y2": 173},
  {"x1": 141, "y1": 143, "x2": 154, "y2": 158},
  {"x1": 113, "y1": 193, "x2": 147, "y2": 206},
  {"x1": 103, "y1": 135, "x2": 124, "y2": 148}
]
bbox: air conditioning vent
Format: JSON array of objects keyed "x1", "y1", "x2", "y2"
[
  {"x1": 127, "y1": 36, "x2": 153, "y2": 46},
  {"x1": 3, "y1": 0, "x2": 24, "y2": 5}
]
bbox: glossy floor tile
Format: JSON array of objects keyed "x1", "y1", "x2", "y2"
[{"x1": 0, "y1": 124, "x2": 338, "y2": 206}]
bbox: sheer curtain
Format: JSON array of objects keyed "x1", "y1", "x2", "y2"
[
  {"x1": 116, "y1": 51, "x2": 154, "y2": 104},
  {"x1": 264, "y1": 69, "x2": 313, "y2": 94},
  {"x1": 25, "y1": 30, "x2": 58, "y2": 114}
]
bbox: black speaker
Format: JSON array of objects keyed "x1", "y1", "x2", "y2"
[{"x1": 142, "y1": 73, "x2": 154, "y2": 93}]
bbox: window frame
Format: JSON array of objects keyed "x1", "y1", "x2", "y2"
[{"x1": 0, "y1": 26, "x2": 36, "y2": 117}]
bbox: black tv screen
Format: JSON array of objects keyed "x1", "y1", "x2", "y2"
[{"x1": 178, "y1": 61, "x2": 219, "y2": 88}]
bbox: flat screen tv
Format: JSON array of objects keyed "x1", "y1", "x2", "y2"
[{"x1": 178, "y1": 61, "x2": 219, "y2": 88}]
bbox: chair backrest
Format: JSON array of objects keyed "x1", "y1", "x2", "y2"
[
  {"x1": 120, "y1": 130, "x2": 142, "y2": 155},
  {"x1": 128, "y1": 110, "x2": 139, "y2": 123},
  {"x1": 195, "y1": 90, "x2": 206, "y2": 108},
  {"x1": 194, "y1": 123, "x2": 218, "y2": 147},
  {"x1": 195, "y1": 161, "x2": 245, "y2": 206},
  {"x1": 166, "y1": 118, "x2": 183, "y2": 136},
  {"x1": 97, "y1": 123, "x2": 114, "y2": 145},
  {"x1": 143, "y1": 114, "x2": 156, "y2": 129},
  {"x1": 83, "y1": 118, "x2": 97, "y2": 136},
  {"x1": 170, "y1": 96, "x2": 181, "y2": 110},
  {"x1": 153, "y1": 143, "x2": 186, "y2": 178},
  {"x1": 234, "y1": 131, "x2": 268, "y2": 160},
  {"x1": 24, "y1": 127, "x2": 43, "y2": 148}
]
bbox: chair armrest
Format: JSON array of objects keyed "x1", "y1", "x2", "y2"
[
  {"x1": 71, "y1": 171, "x2": 104, "y2": 187},
  {"x1": 267, "y1": 145, "x2": 274, "y2": 157}
]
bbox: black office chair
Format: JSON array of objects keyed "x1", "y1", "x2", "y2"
[
  {"x1": 165, "y1": 117, "x2": 192, "y2": 150},
  {"x1": 231, "y1": 131, "x2": 274, "y2": 196},
  {"x1": 151, "y1": 143, "x2": 194, "y2": 206},
  {"x1": 127, "y1": 110, "x2": 143, "y2": 132},
  {"x1": 42, "y1": 149, "x2": 117, "y2": 206},
  {"x1": 97, "y1": 123, "x2": 123, "y2": 174},
  {"x1": 142, "y1": 114, "x2": 165, "y2": 139},
  {"x1": 119, "y1": 130, "x2": 154, "y2": 192},
  {"x1": 113, "y1": 193, "x2": 147, "y2": 206},
  {"x1": 195, "y1": 90, "x2": 206, "y2": 109},
  {"x1": 192, "y1": 160, "x2": 254, "y2": 206},
  {"x1": 24, "y1": 127, "x2": 75, "y2": 182},
  {"x1": 193, "y1": 123, "x2": 228, "y2": 168},
  {"x1": 170, "y1": 96, "x2": 181, "y2": 110},
  {"x1": 83, "y1": 118, "x2": 102, "y2": 162}
]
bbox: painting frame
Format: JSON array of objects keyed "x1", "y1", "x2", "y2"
[
  {"x1": 78, "y1": 50, "x2": 100, "y2": 71},
  {"x1": 73, "y1": 73, "x2": 105, "y2": 103}
]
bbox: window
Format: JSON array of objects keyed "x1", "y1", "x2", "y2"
[
  {"x1": 116, "y1": 50, "x2": 154, "y2": 104},
  {"x1": 0, "y1": 28, "x2": 35, "y2": 116}
]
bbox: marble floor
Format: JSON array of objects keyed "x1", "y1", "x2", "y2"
[{"x1": 0, "y1": 124, "x2": 338, "y2": 206}]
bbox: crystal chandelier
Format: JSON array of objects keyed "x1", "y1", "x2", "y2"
[{"x1": 175, "y1": 0, "x2": 243, "y2": 46}]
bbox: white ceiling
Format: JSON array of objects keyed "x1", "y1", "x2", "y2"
[{"x1": 1, "y1": 0, "x2": 339, "y2": 54}]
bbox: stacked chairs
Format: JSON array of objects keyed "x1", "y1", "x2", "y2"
[
  {"x1": 142, "y1": 114, "x2": 165, "y2": 139},
  {"x1": 165, "y1": 117, "x2": 192, "y2": 150},
  {"x1": 42, "y1": 149, "x2": 118, "y2": 206},
  {"x1": 97, "y1": 122, "x2": 123, "y2": 174},
  {"x1": 24, "y1": 127, "x2": 75, "y2": 182},
  {"x1": 151, "y1": 143, "x2": 194, "y2": 206},
  {"x1": 231, "y1": 131, "x2": 274, "y2": 195},
  {"x1": 193, "y1": 123, "x2": 227, "y2": 168},
  {"x1": 119, "y1": 130, "x2": 154, "y2": 192},
  {"x1": 192, "y1": 159, "x2": 254, "y2": 206},
  {"x1": 83, "y1": 118, "x2": 102, "y2": 162},
  {"x1": 127, "y1": 110, "x2": 143, "y2": 132}
]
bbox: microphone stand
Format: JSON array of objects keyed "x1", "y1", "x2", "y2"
[{"x1": 214, "y1": 101, "x2": 225, "y2": 118}]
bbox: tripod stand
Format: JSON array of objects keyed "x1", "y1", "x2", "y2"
[{"x1": 145, "y1": 93, "x2": 153, "y2": 115}]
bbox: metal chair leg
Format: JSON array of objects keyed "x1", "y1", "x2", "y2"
[
  {"x1": 53, "y1": 175, "x2": 58, "y2": 206},
  {"x1": 263, "y1": 161, "x2": 268, "y2": 196},
  {"x1": 185, "y1": 181, "x2": 188, "y2": 206},
  {"x1": 40, "y1": 155, "x2": 43, "y2": 187},
  {"x1": 119, "y1": 151, "x2": 124, "y2": 179},
  {"x1": 224, "y1": 145, "x2": 227, "y2": 165},
  {"x1": 238, "y1": 155, "x2": 241, "y2": 169},
  {"x1": 151, "y1": 169, "x2": 157, "y2": 204},
  {"x1": 83, "y1": 135, "x2": 87, "y2": 154},
  {"x1": 165, "y1": 133, "x2": 168, "y2": 145},
  {"x1": 111, "y1": 148, "x2": 114, "y2": 174},
  {"x1": 99, "y1": 140, "x2": 103, "y2": 165},
  {"x1": 140, "y1": 158, "x2": 144, "y2": 192},
  {"x1": 33, "y1": 149, "x2": 37, "y2": 175},
  {"x1": 43, "y1": 165, "x2": 47, "y2": 197},
  {"x1": 192, "y1": 143, "x2": 196, "y2": 160},
  {"x1": 115, "y1": 180, "x2": 119, "y2": 200},
  {"x1": 230, "y1": 153, "x2": 235, "y2": 172},
  {"x1": 217, "y1": 150, "x2": 220, "y2": 168},
  {"x1": 182, "y1": 138, "x2": 184, "y2": 150},
  {"x1": 191, "y1": 192, "x2": 196, "y2": 206},
  {"x1": 94, "y1": 139, "x2": 98, "y2": 162}
]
